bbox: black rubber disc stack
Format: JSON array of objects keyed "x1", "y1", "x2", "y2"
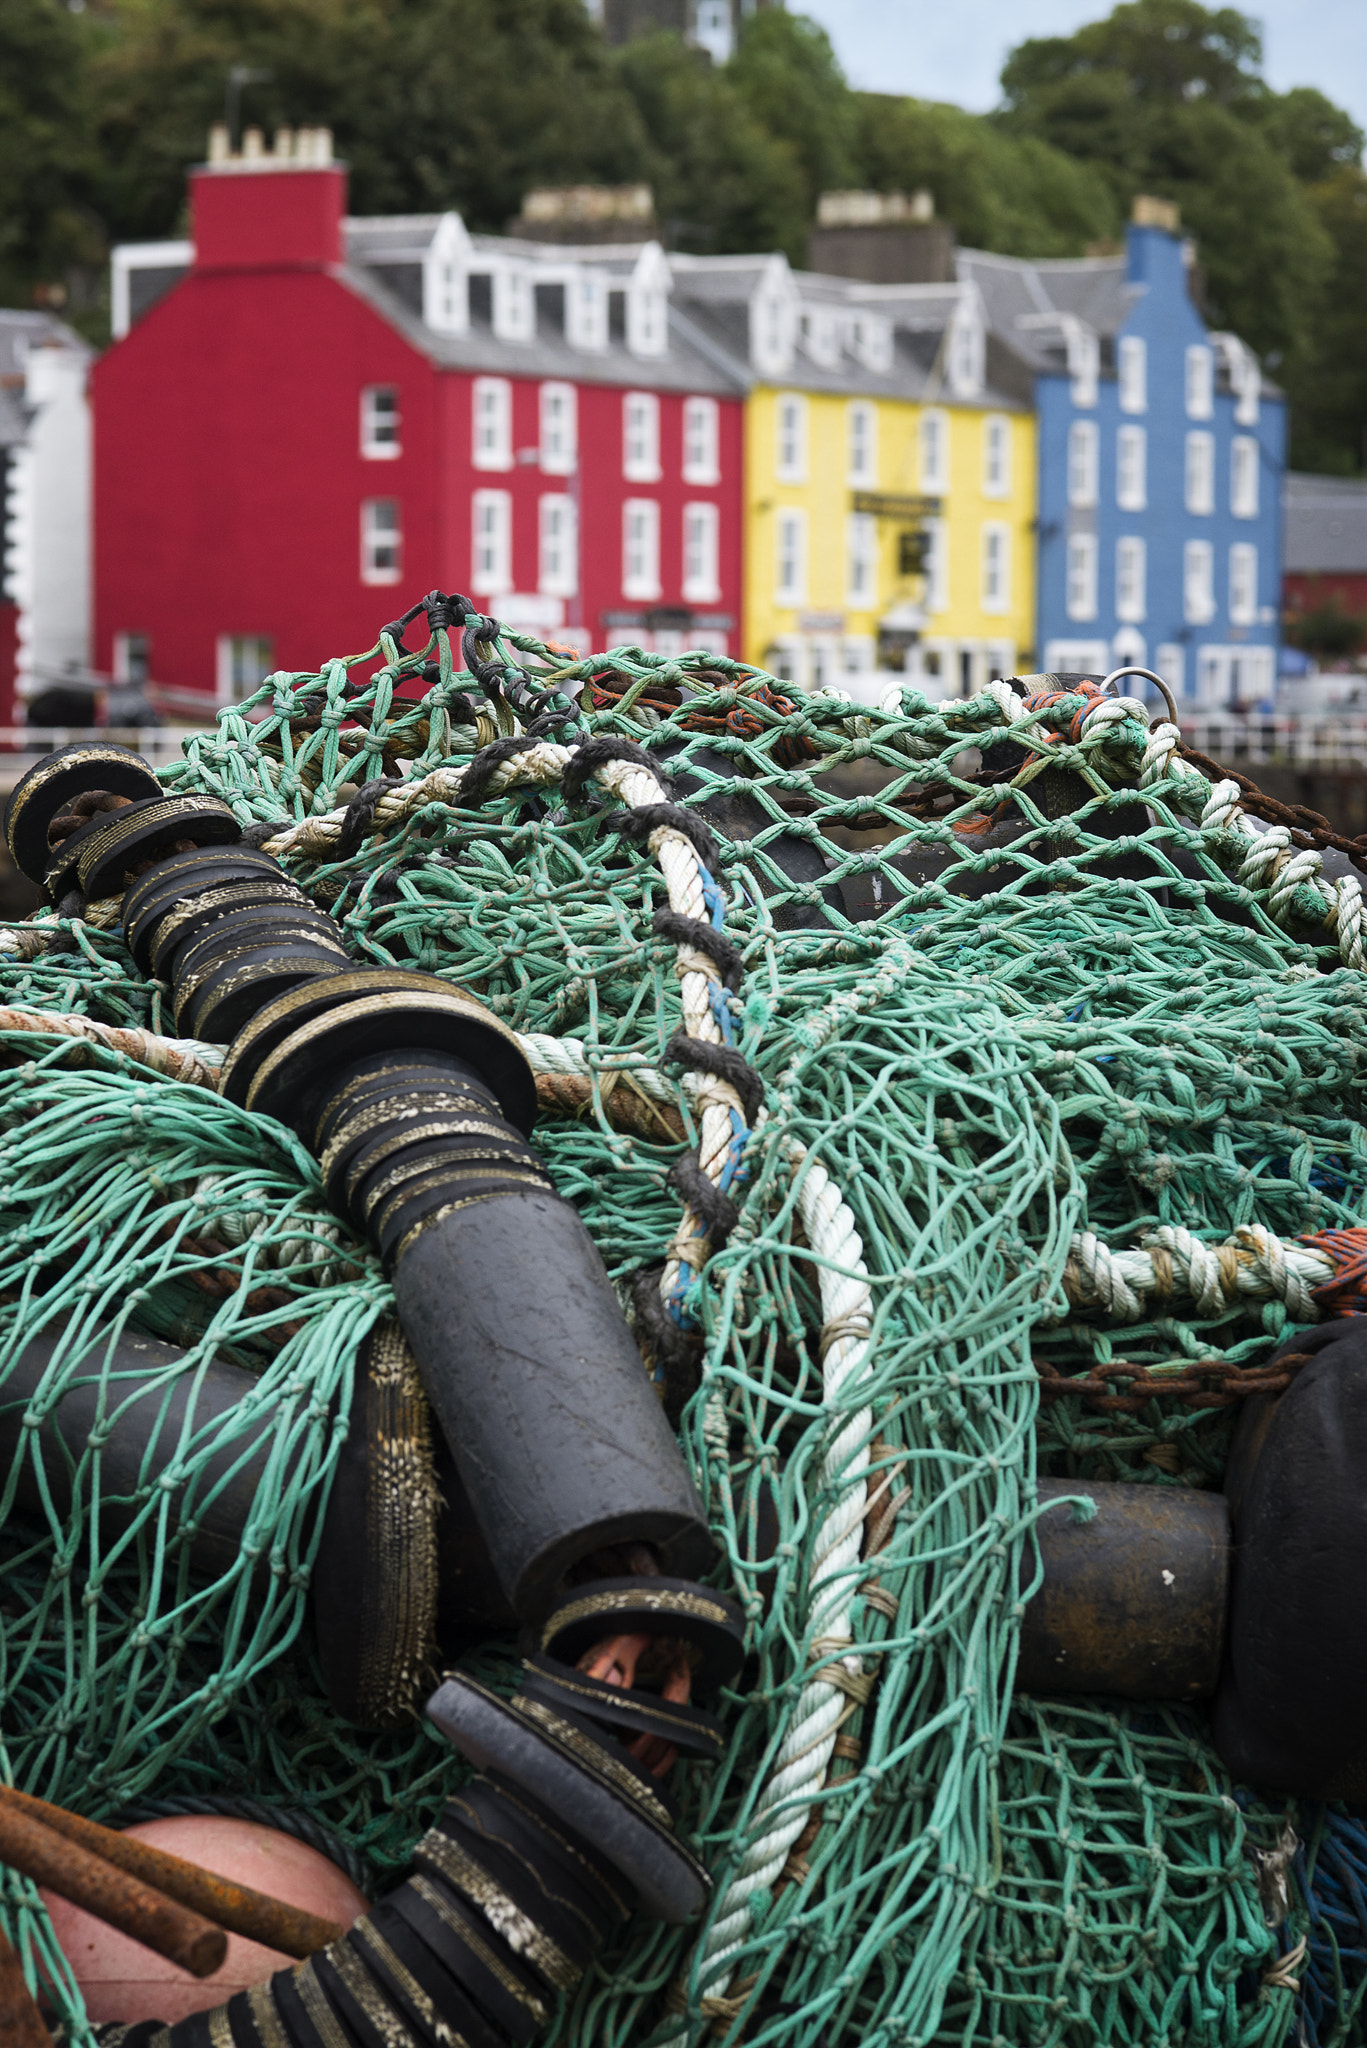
[{"x1": 6, "y1": 745, "x2": 747, "y2": 2046}]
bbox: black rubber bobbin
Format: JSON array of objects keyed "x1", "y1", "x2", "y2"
[
  {"x1": 76, "y1": 793, "x2": 242, "y2": 900},
  {"x1": 123, "y1": 847, "x2": 292, "y2": 969},
  {"x1": 318, "y1": 1083, "x2": 499, "y2": 1210},
  {"x1": 410, "y1": 1825, "x2": 585, "y2": 1994},
  {"x1": 310, "y1": 1938, "x2": 430, "y2": 2048},
  {"x1": 386, "y1": 1871, "x2": 550, "y2": 2043},
  {"x1": 507, "y1": 1688, "x2": 682, "y2": 1826},
  {"x1": 218, "y1": 970, "x2": 537, "y2": 1136},
  {"x1": 4, "y1": 741, "x2": 163, "y2": 883},
  {"x1": 421, "y1": 1810, "x2": 603, "y2": 1973},
  {"x1": 313, "y1": 1056, "x2": 499, "y2": 1154},
  {"x1": 42, "y1": 796, "x2": 170, "y2": 905},
  {"x1": 174, "y1": 944, "x2": 352, "y2": 1040},
  {"x1": 149, "y1": 881, "x2": 320, "y2": 981},
  {"x1": 427, "y1": 1673, "x2": 710, "y2": 1924},
  {"x1": 539, "y1": 1577, "x2": 746, "y2": 1694},
  {"x1": 350, "y1": 1903, "x2": 508, "y2": 2048},
  {"x1": 451, "y1": 1772, "x2": 634, "y2": 1928},
  {"x1": 518, "y1": 1653, "x2": 726, "y2": 1761},
  {"x1": 275, "y1": 1957, "x2": 368, "y2": 2048},
  {"x1": 170, "y1": 907, "x2": 347, "y2": 1010}
]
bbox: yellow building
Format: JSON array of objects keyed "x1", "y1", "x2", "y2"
[{"x1": 668, "y1": 258, "x2": 1038, "y2": 697}]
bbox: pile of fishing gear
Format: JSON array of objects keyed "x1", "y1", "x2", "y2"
[{"x1": 0, "y1": 591, "x2": 1364, "y2": 2047}]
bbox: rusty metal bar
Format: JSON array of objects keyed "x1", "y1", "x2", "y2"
[
  {"x1": 0, "y1": 1787, "x2": 345, "y2": 1962},
  {"x1": 0, "y1": 1926, "x2": 49, "y2": 2048},
  {"x1": 0, "y1": 1799, "x2": 226, "y2": 1979}
]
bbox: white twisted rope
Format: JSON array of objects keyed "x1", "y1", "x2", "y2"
[
  {"x1": 658, "y1": 1139, "x2": 875, "y2": 2041},
  {"x1": 1060, "y1": 1224, "x2": 1326, "y2": 1325}
]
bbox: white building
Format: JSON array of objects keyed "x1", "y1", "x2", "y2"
[{"x1": 1, "y1": 311, "x2": 93, "y2": 708}]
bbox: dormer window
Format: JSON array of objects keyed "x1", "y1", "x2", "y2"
[
  {"x1": 422, "y1": 212, "x2": 471, "y2": 336},
  {"x1": 947, "y1": 311, "x2": 984, "y2": 398},
  {"x1": 567, "y1": 272, "x2": 608, "y2": 351},
  {"x1": 801, "y1": 308, "x2": 840, "y2": 369},
  {"x1": 628, "y1": 287, "x2": 667, "y2": 358},
  {"x1": 493, "y1": 267, "x2": 535, "y2": 343},
  {"x1": 851, "y1": 315, "x2": 892, "y2": 376},
  {"x1": 751, "y1": 274, "x2": 796, "y2": 377},
  {"x1": 1068, "y1": 325, "x2": 1099, "y2": 408}
]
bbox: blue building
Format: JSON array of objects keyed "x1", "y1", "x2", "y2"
[{"x1": 961, "y1": 199, "x2": 1284, "y2": 708}]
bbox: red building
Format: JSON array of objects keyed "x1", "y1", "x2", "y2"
[{"x1": 95, "y1": 133, "x2": 744, "y2": 708}]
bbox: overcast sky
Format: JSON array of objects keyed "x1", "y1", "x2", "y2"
[{"x1": 798, "y1": 0, "x2": 1367, "y2": 134}]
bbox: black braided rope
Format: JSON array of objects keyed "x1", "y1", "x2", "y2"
[
  {"x1": 336, "y1": 776, "x2": 407, "y2": 860},
  {"x1": 667, "y1": 1151, "x2": 739, "y2": 1240},
  {"x1": 241, "y1": 819, "x2": 284, "y2": 850},
  {"x1": 653, "y1": 909, "x2": 744, "y2": 991},
  {"x1": 561, "y1": 736, "x2": 669, "y2": 806},
  {"x1": 106, "y1": 1793, "x2": 376, "y2": 1897},
  {"x1": 630, "y1": 1264, "x2": 703, "y2": 1428},
  {"x1": 663, "y1": 1031, "x2": 765, "y2": 1123},
  {"x1": 600, "y1": 804, "x2": 724, "y2": 881}
]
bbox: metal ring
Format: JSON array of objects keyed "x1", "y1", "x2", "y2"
[{"x1": 1099, "y1": 665, "x2": 1179, "y2": 729}]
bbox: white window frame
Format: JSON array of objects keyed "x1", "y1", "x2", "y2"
[
  {"x1": 982, "y1": 415, "x2": 1010, "y2": 499},
  {"x1": 1118, "y1": 335, "x2": 1147, "y2": 414},
  {"x1": 360, "y1": 385, "x2": 400, "y2": 461},
  {"x1": 919, "y1": 409, "x2": 948, "y2": 493},
  {"x1": 1116, "y1": 535, "x2": 1147, "y2": 623},
  {"x1": 981, "y1": 521, "x2": 1010, "y2": 614},
  {"x1": 623, "y1": 392, "x2": 661, "y2": 483},
  {"x1": 1067, "y1": 420, "x2": 1098, "y2": 508},
  {"x1": 845, "y1": 510, "x2": 877, "y2": 609},
  {"x1": 628, "y1": 287, "x2": 667, "y2": 359},
  {"x1": 682, "y1": 501, "x2": 720, "y2": 605},
  {"x1": 1185, "y1": 431, "x2": 1215, "y2": 516},
  {"x1": 923, "y1": 516, "x2": 948, "y2": 615},
  {"x1": 566, "y1": 271, "x2": 608, "y2": 352},
  {"x1": 1154, "y1": 642, "x2": 1185, "y2": 700},
  {"x1": 1184, "y1": 538, "x2": 1215, "y2": 625},
  {"x1": 847, "y1": 401, "x2": 877, "y2": 488},
  {"x1": 112, "y1": 631, "x2": 151, "y2": 685},
  {"x1": 492, "y1": 266, "x2": 535, "y2": 343},
  {"x1": 360, "y1": 497, "x2": 402, "y2": 586},
  {"x1": 682, "y1": 396, "x2": 720, "y2": 486},
  {"x1": 1069, "y1": 327, "x2": 1099, "y2": 409},
  {"x1": 1231, "y1": 435, "x2": 1259, "y2": 519},
  {"x1": 1185, "y1": 344, "x2": 1214, "y2": 420},
  {"x1": 539, "y1": 382, "x2": 577, "y2": 476},
  {"x1": 775, "y1": 393, "x2": 808, "y2": 484},
  {"x1": 538, "y1": 494, "x2": 578, "y2": 599},
  {"x1": 1229, "y1": 541, "x2": 1258, "y2": 627},
  {"x1": 1116, "y1": 425, "x2": 1147, "y2": 512},
  {"x1": 472, "y1": 488, "x2": 513, "y2": 596},
  {"x1": 622, "y1": 498, "x2": 661, "y2": 601},
  {"x1": 1066, "y1": 532, "x2": 1098, "y2": 622},
  {"x1": 215, "y1": 634, "x2": 273, "y2": 707},
  {"x1": 472, "y1": 378, "x2": 513, "y2": 472},
  {"x1": 775, "y1": 508, "x2": 807, "y2": 606}
]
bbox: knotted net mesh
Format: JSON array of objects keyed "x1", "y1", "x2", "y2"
[{"x1": 0, "y1": 620, "x2": 1355, "y2": 2046}]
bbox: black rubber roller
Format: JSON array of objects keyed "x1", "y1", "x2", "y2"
[
  {"x1": 385, "y1": 1871, "x2": 550, "y2": 2042},
  {"x1": 3, "y1": 741, "x2": 162, "y2": 882},
  {"x1": 518, "y1": 1653, "x2": 726, "y2": 1760},
  {"x1": 123, "y1": 847, "x2": 292, "y2": 969},
  {"x1": 539, "y1": 1576, "x2": 746, "y2": 1692},
  {"x1": 393, "y1": 1188, "x2": 710, "y2": 1615},
  {"x1": 427, "y1": 1672, "x2": 710, "y2": 1923},
  {"x1": 74, "y1": 792, "x2": 241, "y2": 899},
  {"x1": 449, "y1": 1773, "x2": 633, "y2": 1931}
]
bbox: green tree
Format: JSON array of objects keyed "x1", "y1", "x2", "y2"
[
  {"x1": 614, "y1": 32, "x2": 806, "y2": 256},
  {"x1": 81, "y1": 0, "x2": 652, "y2": 246},
  {"x1": 0, "y1": 0, "x2": 96, "y2": 308},
  {"x1": 852, "y1": 94, "x2": 1117, "y2": 257},
  {"x1": 999, "y1": 0, "x2": 1363, "y2": 471},
  {"x1": 726, "y1": 11, "x2": 859, "y2": 218}
]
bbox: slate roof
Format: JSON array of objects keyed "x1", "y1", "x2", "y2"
[
  {"x1": 1283, "y1": 471, "x2": 1367, "y2": 575},
  {"x1": 957, "y1": 247, "x2": 1141, "y2": 374}
]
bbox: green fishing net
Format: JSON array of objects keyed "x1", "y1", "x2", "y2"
[{"x1": 0, "y1": 623, "x2": 1351, "y2": 2046}]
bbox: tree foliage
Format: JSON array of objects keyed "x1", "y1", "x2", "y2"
[{"x1": 0, "y1": 0, "x2": 1360, "y2": 471}]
